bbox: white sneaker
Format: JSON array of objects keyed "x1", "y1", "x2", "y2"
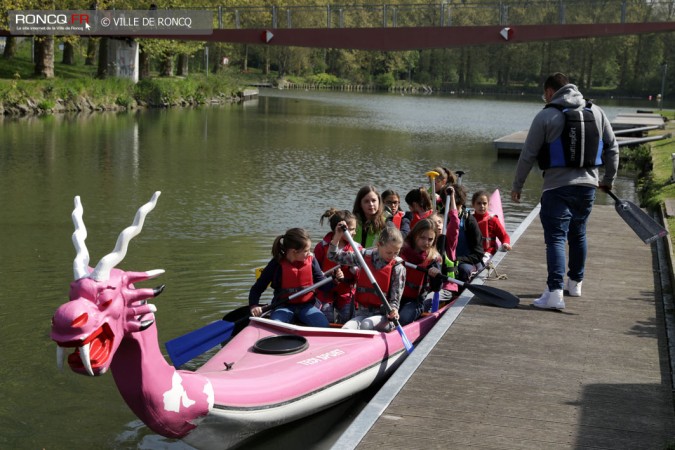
[
  {"x1": 533, "y1": 288, "x2": 565, "y2": 310},
  {"x1": 565, "y1": 279, "x2": 582, "y2": 297}
]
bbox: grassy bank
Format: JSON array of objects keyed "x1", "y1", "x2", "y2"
[
  {"x1": 641, "y1": 110, "x2": 675, "y2": 236},
  {"x1": 0, "y1": 53, "x2": 251, "y2": 114}
]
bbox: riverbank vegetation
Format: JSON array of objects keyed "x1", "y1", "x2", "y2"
[
  {"x1": 1, "y1": 1, "x2": 674, "y2": 100},
  {"x1": 638, "y1": 111, "x2": 675, "y2": 234},
  {"x1": 0, "y1": 40, "x2": 249, "y2": 113}
]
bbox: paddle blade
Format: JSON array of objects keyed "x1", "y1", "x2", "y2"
[
  {"x1": 431, "y1": 291, "x2": 440, "y2": 313},
  {"x1": 395, "y1": 323, "x2": 414, "y2": 354},
  {"x1": 613, "y1": 199, "x2": 668, "y2": 244},
  {"x1": 165, "y1": 320, "x2": 235, "y2": 367},
  {"x1": 466, "y1": 283, "x2": 520, "y2": 308}
]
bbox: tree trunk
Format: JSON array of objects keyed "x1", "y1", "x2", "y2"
[
  {"x1": 62, "y1": 41, "x2": 75, "y2": 65},
  {"x1": 160, "y1": 55, "x2": 174, "y2": 76},
  {"x1": 85, "y1": 38, "x2": 97, "y2": 65},
  {"x1": 243, "y1": 45, "x2": 248, "y2": 72},
  {"x1": 212, "y1": 45, "x2": 221, "y2": 73},
  {"x1": 264, "y1": 47, "x2": 270, "y2": 76},
  {"x1": 176, "y1": 54, "x2": 188, "y2": 76},
  {"x1": 97, "y1": 38, "x2": 109, "y2": 79},
  {"x1": 34, "y1": 36, "x2": 55, "y2": 78},
  {"x1": 139, "y1": 47, "x2": 150, "y2": 80},
  {"x1": 618, "y1": 45, "x2": 630, "y2": 90},
  {"x1": 541, "y1": 42, "x2": 551, "y2": 80},
  {"x1": 457, "y1": 48, "x2": 465, "y2": 87},
  {"x1": 631, "y1": 35, "x2": 645, "y2": 88},
  {"x1": 586, "y1": 41, "x2": 594, "y2": 89},
  {"x1": 3, "y1": 36, "x2": 17, "y2": 59}
]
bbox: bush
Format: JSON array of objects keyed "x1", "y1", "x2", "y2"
[
  {"x1": 375, "y1": 73, "x2": 395, "y2": 89},
  {"x1": 307, "y1": 73, "x2": 346, "y2": 87}
]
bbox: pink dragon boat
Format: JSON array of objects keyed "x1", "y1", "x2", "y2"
[{"x1": 50, "y1": 192, "x2": 449, "y2": 448}]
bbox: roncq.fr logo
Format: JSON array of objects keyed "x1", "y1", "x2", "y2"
[{"x1": 14, "y1": 13, "x2": 90, "y2": 26}]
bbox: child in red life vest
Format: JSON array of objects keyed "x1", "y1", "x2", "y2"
[
  {"x1": 398, "y1": 219, "x2": 443, "y2": 325},
  {"x1": 400, "y1": 187, "x2": 434, "y2": 239},
  {"x1": 329, "y1": 224, "x2": 405, "y2": 331},
  {"x1": 249, "y1": 228, "x2": 333, "y2": 327},
  {"x1": 382, "y1": 189, "x2": 404, "y2": 230},
  {"x1": 471, "y1": 190, "x2": 512, "y2": 263},
  {"x1": 314, "y1": 208, "x2": 360, "y2": 324}
]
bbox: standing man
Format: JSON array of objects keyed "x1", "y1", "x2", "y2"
[{"x1": 511, "y1": 73, "x2": 619, "y2": 310}]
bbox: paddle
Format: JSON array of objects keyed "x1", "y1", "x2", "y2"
[
  {"x1": 339, "y1": 224, "x2": 414, "y2": 353},
  {"x1": 605, "y1": 188, "x2": 668, "y2": 244},
  {"x1": 402, "y1": 260, "x2": 520, "y2": 308},
  {"x1": 430, "y1": 186, "x2": 454, "y2": 312},
  {"x1": 425, "y1": 170, "x2": 440, "y2": 211},
  {"x1": 165, "y1": 274, "x2": 336, "y2": 367},
  {"x1": 455, "y1": 170, "x2": 465, "y2": 186}
]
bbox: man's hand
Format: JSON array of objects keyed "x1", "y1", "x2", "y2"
[{"x1": 511, "y1": 190, "x2": 521, "y2": 203}]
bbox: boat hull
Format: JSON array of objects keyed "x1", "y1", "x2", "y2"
[{"x1": 183, "y1": 306, "x2": 447, "y2": 448}]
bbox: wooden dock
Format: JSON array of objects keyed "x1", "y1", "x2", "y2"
[
  {"x1": 333, "y1": 205, "x2": 675, "y2": 449},
  {"x1": 611, "y1": 113, "x2": 666, "y2": 131},
  {"x1": 494, "y1": 112, "x2": 668, "y2": 156}
]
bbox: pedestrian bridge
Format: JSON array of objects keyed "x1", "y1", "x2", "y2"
[
  {"x1": 3, "y1": 0, "x2": 675, "y2": 50},
  {"x1": 143, "y1": 0, "x2": 675, "y2": 50}
]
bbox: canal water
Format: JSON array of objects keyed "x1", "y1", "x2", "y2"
[{"x1": 0, "y1": 88, "x2": 643, "y2": 449}]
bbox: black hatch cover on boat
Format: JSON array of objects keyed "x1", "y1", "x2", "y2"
[{"x1": 253, "y1": 335, "x2": 308, "y2": 355}]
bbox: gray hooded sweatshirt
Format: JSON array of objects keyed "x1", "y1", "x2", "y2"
[{"x1": 512, "y1": 83, "x2": 619, "y2": 194}]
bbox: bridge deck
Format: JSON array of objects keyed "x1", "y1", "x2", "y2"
[{"x1": 335, "y1": 204, "x2": 675, "y2": 449}]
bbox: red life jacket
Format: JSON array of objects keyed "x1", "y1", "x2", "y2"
[
  {"x1": 474, "y1": 212, "x2": 499, "y2": 254},
  {"x1": 278, "y1": 255, "x2": 315, "y2": 304},
  {"x1": 355, "y1": 250, "x2": 397, "y2": 308},
  {"x1": 391, "y1": 211, "x2": 404, "y2": 229},
  {"x1": 400, "y1": 245, "x2": 432, "y2": 300},
  {"x1": 409, "y1": 209, "x2": 433, "y2": 231},
  {"x1": 316, "y1": 235, "x2": 355, "y2": 304}
]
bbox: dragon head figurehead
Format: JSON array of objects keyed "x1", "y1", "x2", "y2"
[{"x1": 51, "y1": 192, "x2": 165, "y2": 376}]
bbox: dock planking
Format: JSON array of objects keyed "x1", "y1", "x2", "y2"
[{"x1": 347, "y1": 204, "x2": 675, "y2": 449}]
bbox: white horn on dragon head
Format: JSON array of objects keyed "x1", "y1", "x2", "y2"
[
  {"x1": 88, "y1": 191, "x2": 162, "y2": 282},
  {"x1": 72, "y1": 196, "x2": 91, "y2": 280}
]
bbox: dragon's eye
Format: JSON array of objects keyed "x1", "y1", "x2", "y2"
[{"x1": 71, "y1": 313, "x2": 88, "y2": 327}]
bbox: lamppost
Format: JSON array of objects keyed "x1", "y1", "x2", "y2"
[{"x1": 659, "y1": 62, "x2": 668, "y2": 110}]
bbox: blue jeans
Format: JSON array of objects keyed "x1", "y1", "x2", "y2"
[
  {"x1": 320, "y1": 302, "x2": 354, "y2": 324},
  {"x1": 270, "y1": 301, "x2": 330, "y2": 327},
  {"x1": 457, "y1": 262, "x2": 484, "y2": 282},
  {"x1": 399, "y1": 298, "x2": 422, "y2": 325},
  {"x1": 539, "y1": 185, "x2": 596, "y2": 291}
]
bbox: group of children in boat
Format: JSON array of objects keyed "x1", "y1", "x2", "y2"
[{"x1": 248, "y1": 167, "x2": 512, "y2": 331}]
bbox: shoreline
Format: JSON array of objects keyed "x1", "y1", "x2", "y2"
[{"x1": 0, "y1": 89, "x2": 255, "y2": 116}]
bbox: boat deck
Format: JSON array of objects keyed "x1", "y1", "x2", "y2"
[{"x1": 334, "y1": 204, "x2": 675, "y2": 449}]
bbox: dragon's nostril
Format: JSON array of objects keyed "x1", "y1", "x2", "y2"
[{"x1": 71, "y1": 312, "x2": 88, "y2": 328}]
